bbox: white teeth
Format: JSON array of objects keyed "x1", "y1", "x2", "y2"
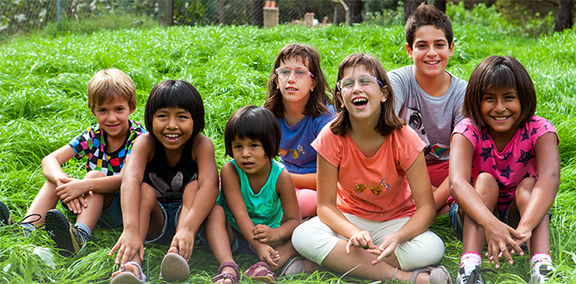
[
  {"x1": 494, "y1": 117, "x2": 507, "y2": 121},
  {"x1": 352, "y1": 98, "x2": 367, "y2": 104},
  {"x1": 165, "y1": 134, "x2": 179, "y2": 138}
]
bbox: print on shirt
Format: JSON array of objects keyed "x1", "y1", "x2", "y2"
[
  {"x1": 149, "y1": 171, "x2": 198, "y2": 199},
  {"x1": 279, "y1": 145, "x2": 306, "y2": 159},
  {"x1": 354, "y1": 181, "x2": 390, "y2": 196}
]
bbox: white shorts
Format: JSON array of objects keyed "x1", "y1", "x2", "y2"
[{"x1": 292, "y1": 213, "x2": 445, "y2": 271}]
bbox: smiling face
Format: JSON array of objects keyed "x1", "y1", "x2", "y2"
[
  {"x1": 231, "y1": 136, "x2": 270, "y2": 176},
  {"x1": 338, "y1": 65, "x2": 386, "y2": 123},
  {"x1": 92, "y1": 96, "x2": 134, "y2": 141},
  {"x1": 152, "y1": 107, "x2": 194, "y2": 153},
  {"x1": 481, "y1": 87, "x2": 521, "y2": 142},
  {"x1": 276, "y1": 57, "x2": 316, "y2": 107},
  {"x1": 406, "y1": 25, "x2": 453, "y2": 80}
]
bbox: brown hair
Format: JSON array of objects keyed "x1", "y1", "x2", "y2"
[
  {"x1": 225, "y1": 105, "x2": 280, "y2": 160},
  {"x1": 87, "y1": 68, "x2": 136, "y2": 111},
  {"x1": 330, "y1": 53, "x2": 405, "y2": 137},
  {"x1": 463, "y1": 55, "x2": 537, "y2": 131},
  {"x1": 405, "y1": 3, "x2": 453, "y2": 49},
  {"x1": 264, "y1": 43, "x2": 332, "y2": 118}
]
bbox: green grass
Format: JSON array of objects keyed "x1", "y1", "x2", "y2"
[{"x1": 0, "y1": 5, "x2": 575, "y2": 284}]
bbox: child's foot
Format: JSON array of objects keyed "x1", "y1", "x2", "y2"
[
  {"x1": 44, "y1": 209, "x2": 92, "y2": 257},
  {"x1": 456, "y1": 265, "x2": 496, "y2": 284},
  {"x1": 529, "y1": 264, "x2": 558, "y2": 284},
  {"x1": 276, "y1": 256, "x2": 305, "y2": 277},
  {"x1": 212, "y1": 262, "x2": 239, "y2": 284},
  {"x1": 111, "y1": 261, "x2": 147, "y2": 284},
  {"x1": 244, "y1": 262, "x2": 277, "y2": 283},
  {"x1": 0, "y1": 201, "x2": 14, "y2": 226},
  {"x1": 160, "y1": 247, "x2": 190, "y2": 282}
]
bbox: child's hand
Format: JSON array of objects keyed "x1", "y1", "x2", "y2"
[
  {"x1": 370, "y1": 233, "x2": 401, "y2": 265},
  {"x1": 55, "y1": 177, "x2": 92, "y2": 203},
  {"x1": 256, "y1": 244, "x2": 280, "y2": 267},
  {"x1": 109, "y1": 230, "x2": 144, "y2": 266},
  {"x1": 64, "y1": 196, "x2": 89, "y2": 214},
  {"x1": 484, "y1": 221, "x2": 526, "y2": 268},
  {"x1": 170, "y1": 229, "x2": 195, "y2": 261},
  {"x1": 346, "y1": 230, "x2": 376, "y2": 253},
  {"x1": 252, "y1": 224, "x2": 280, "y2": 244}
]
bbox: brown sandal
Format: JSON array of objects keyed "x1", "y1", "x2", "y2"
[
  {"x1": 212, "y1": 262, "x2": 239, "y2": 284},
  {"x1": 244, "y1": 262, "x2": 277, "y2": 283}
]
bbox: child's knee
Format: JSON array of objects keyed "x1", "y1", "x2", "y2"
[
  {"x1": 84, "y1": 170, "x2": 106, "y2": 179},
  {"x1": 207, "y1": 204, "x2": 225, "y2": 221},
  {"x1": 296, "y1": 189, "x2": 317, "y2": 218}
]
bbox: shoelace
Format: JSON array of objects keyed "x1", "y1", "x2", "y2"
[
  {"x1": 74, "y1": 225, "x2": 99, "y2": 243},
  {"x1": 463, "y1": 268, "x2": 497, "y2": 284},
  {"x1": 18, "y1": 213, "x2": 42, "y2": 225}
]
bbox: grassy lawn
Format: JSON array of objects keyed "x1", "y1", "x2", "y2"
[{"x1": 0, "y1": 4, "x2": 575, "y2": 284}]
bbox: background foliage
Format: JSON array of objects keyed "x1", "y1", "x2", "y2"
[{"x1": 0, "y1": 3, "x2": 575, "y2": 284}]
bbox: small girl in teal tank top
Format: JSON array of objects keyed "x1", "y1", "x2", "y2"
[{"x1": 205, "y1": 105, "x2": 314, "y2": 284}]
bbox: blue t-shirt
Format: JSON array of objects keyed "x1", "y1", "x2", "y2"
[{"x1": 278, "y1": 105, "x2": 336, "y2": 174}]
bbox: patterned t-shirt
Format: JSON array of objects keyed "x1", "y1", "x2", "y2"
[
  {"x1": 451, "y1": 116, "x2": 558, "y2": 210},
  {"x1": 68, "y1": 120, "x2": 146, "y2": 176}
]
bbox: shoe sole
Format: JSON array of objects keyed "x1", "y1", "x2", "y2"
[
  {"x1": 44, "y1": 210, "x2": 79, "y2": 257},
  {"x1": 160, "y1": 253, "x2": 189, "y2": 282}
]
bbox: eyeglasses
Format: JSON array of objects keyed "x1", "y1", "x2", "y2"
[
  {"x1": 337, "y1": 75, "x2": 383, "y2": 91},
  {"x1": 275, "y1": 67, "x2": 314, "y2": 79}
]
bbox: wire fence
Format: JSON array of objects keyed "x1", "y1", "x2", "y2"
[{"x1": 1, "y1": 0, "x2": 369, "y2": 42}]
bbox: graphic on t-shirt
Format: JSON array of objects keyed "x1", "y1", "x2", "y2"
[
  {"x1": 406, "y1": 107, "x2": 425, "y2": 136},
  {"x1": 279, "y1": 145, "x2": 305, "y2": 159},
  {"x1": 354, "y1": 182, "x2": 388, "y2": 196},
  {"x1": 380, "y1": 178, "x2": 390, "y2": 191},
  {"x1": 354, "y1": 183, "x2": 366, "y2": 194},
  {"x1": 149, "y1": 171, "x2": 198, "y2": 198},
  {"x1": 430, "y1": 144, "x2": 449, "y2": 159}
]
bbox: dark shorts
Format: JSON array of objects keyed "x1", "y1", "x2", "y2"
[
  {"x1": 449, "y1": 202, "x2": 551, "y2": 240},
  {"x1": 145, "y1": 201, "x2": 182, "y2": 246}
]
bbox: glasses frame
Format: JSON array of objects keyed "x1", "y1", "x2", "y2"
[
  {"x1": 336, "y1": 75, "x2": 384, "y2": 91},
  {"x1": 275, "y1": 67, "x2": 315, "y2": 79}
]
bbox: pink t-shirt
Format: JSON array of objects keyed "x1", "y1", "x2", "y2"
[
  {"x1": 311, "y1": 124, "x2": 426, "y2": 221},
  {"x1": 451, "y1": 116, "x2": 558, "y2": 211}
]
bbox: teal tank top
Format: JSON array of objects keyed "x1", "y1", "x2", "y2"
[{"x1": 217, "y1": 159, "x2": 284, "y2": 232}]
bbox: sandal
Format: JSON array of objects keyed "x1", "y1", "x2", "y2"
[
  {"x1": 111, "y1": 261, "x2": 147, "y2": 284},
  {"x1": 211, "y1": 262, "x2": 239, "y2": 284},
  {"x1": 160, "y1": 252, "x2": 190, "y2": 282},
  {"x1": 409, "y1": 266, "x2": 453, "y2": 284},
  {"x1": 243, "y1": 262, "x2": 277, "y2": 284},
  {"x1": 276, "y1": 255, "x2": 305, "y2": 277}
]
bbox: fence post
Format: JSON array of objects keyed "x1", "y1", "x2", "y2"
[
  {"x1": 263, "y1": 2, "x2": 278, "y2": 28},
  {"x1": 158, "y1": 0, "x2": 174, "y2": 26},
  {"x1": 56, "y1": 0, "x2": 62, "y2": 31},
  {"x1": 305, "y1": 12, "x2": 314, "y2": 27}
]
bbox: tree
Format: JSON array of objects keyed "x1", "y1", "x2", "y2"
[
  {"x1": 348, "y1": 0, "x2": 363, "y2": 24},
  {"x1": 404, "y1": 0, "x2": 426, "y2": 23},
  {"x1": 555, "y1": 0, "x2": 574, "y2": 31},
  {"x1": 434, "y1": 0, "x2": 446, "y2": 13}
]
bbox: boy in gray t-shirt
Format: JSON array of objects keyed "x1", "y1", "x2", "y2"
[{"x1": 389, "y1": 3, "x2": 467, "y2": 215}]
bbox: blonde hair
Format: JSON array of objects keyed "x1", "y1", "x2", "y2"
[{"x1": 87, "y1": 68, "x2": 136, "y2": 111}]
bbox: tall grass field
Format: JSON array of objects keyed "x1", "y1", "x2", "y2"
[{"x1": 0, "y1": 4, "x2": 575, "y2": 284}]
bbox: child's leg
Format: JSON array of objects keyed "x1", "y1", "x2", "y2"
[
  {"x1": 205, "y1": 205, "x2": 238, "y2": 283},
  {"x1": 74, "y1": 171, "x2": 113, "y2": 231},
  {"x1": 24, "y1": 180, "x2": 60, "y2": 225},
  {"x1": 295, "y1": 188, "x2": 317, "y2": 218},
  {"x1": 513, "y1": 177, "x2": 550, "y2": 254},
  {"x1": 140, "y1": 183, "x2": 165, "y2": 241}
]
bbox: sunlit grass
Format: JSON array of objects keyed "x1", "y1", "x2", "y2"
[{"x1": 0, "y1": 6, "x2": 575, "y2": 283}]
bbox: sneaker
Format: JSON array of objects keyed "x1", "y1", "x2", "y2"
[
  {"x1": 0, "y1": 201, "x2": 14, "y2": 226},
  {"x1": 456, "y1": 265, "x2": 496, "y2": 284},
  {"x1": 45, "y1": 209, "x2": 94, "y2": 257},
  {"x1": 529, "y1": 264, "x2": 558, "y2": 284}
]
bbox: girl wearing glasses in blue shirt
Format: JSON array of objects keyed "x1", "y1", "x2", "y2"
[{"x1": 264, "y1": 44, "x2": 336, "y2": 219}]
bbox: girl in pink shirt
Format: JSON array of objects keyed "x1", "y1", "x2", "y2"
[
  {"x1": 450, "y1": 56, "x2": 560, "y2": 284},
  {"x1": 292, "y1": 54, "x2": 450, "y2": 284}
]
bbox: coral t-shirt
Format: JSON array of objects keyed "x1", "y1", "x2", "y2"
[{"x1": 311, "y1": 125, "x2": 426, "y2": 221}]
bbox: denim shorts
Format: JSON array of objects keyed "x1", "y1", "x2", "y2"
[
  {"x1": 145, "y1": 201, "x2": 181, "y2": 246},
  {"x1": 61, "y1": 191, "x2": 123, "y2": 229}
]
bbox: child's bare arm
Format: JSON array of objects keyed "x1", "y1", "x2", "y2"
[
  {"x1": 289, "y1": 172, "x2": 317, "y2": 190},
  {"x1": 515, "y1": 132, "x2": 560, "y2": 235},
  {"x1": 109, "y1": 133, "x2": 153, "y2": 266},
  {"x1": 253, "y1": 169, "x2": 301, "y2": 244},
  {"x1": 171, "y1": 134, "x2": 219, "y2": 259},
  {"x1": 42, "y1": 145, "x2": 76, "y2": 185}
]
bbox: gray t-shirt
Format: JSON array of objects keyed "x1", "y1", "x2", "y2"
[{"x1": 389, "y1": 65, "x2": 467, "y2": 164}]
